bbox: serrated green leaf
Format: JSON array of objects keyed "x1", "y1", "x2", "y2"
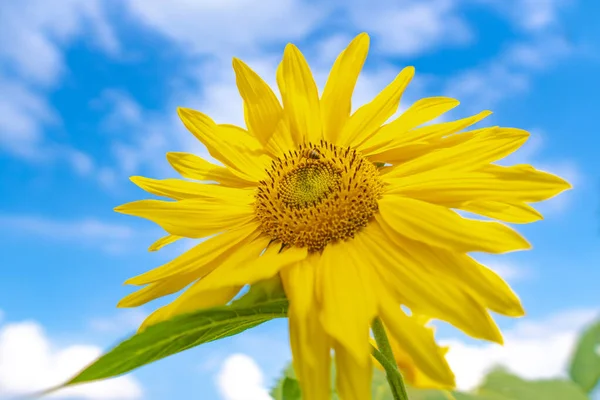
[
  {"x1": 282, "y1": 377, "x2": 302, "y2": 400},
  {"x1": 50, "y1": 299, "x2": 288, "y2": 392},
  {"x1": 476, "y1": 368, "x2": 589, "y2": 400},
  {"x1": 569, "y1": 320, "x2": 600, "y2": 393}
]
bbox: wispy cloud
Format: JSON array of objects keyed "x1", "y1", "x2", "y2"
[
  {"x1": 88, "y1": 310, "x2": 148, "y2": 335},
  {"x1": 0, "y1": 214, "x2": 156, "y2": 254},
  {"x1": 443, "y1": 308, "x2": 599, "y2": 390},
  {"x1": 0, "y1": 317, "x2": 142, "y2": 399},
  {"x1": 0, "y1": 0, "x2": 117, "y2": 174}
]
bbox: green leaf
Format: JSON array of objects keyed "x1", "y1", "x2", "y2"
[
  {"x1": 50, "y1": 299, "x2": 288, "y2": 392},
  {"x1": 271, "y1": 363, "x2": 297, "y2": 400},
  {"x1": 475, "y1": 368, "x2": 589, "y2": 400},
  {"x1": 569, "y1": 320, "x2": 600, "y2": 393},
  {"x1": 231, "y1": 276, "x2": 287, "y2": 308},
  {"x1": 282, "y1": 377, "x2": 302, "y2": 400}
]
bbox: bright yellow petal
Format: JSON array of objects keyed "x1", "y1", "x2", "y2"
[
  {"x1": 319, "y1": 242, "x2": 375, "y2": 366},
  {"x1": 280, "y1": 44, "x2": 322, "y2": 144},
  {"x1": 282, "y1": 259, "x2": 332, "y2": 400},
  {"x1": 264, "y1": 113, "x2": 296, "y2": 157},
  {"x1": 355, "y1": 224, "x2": 504, "y2": 343},
  {"x1": 155, "y1": 236, "x2": 274, "y2": 317},
  {"x1": 384, "y1": 165, "x2": 570, "y2": 207},
  {"x1": 118, "y1": 272, "x2": 196, "y2": 307},
  {"x1": 378, "y1": 196, "x2": 530, "y2": 254},
  {"x1": 130, "y1": 176, "x2": 256, "y2": 202},
  {"x1": 377, "y1": 230, "x2": 524, "y2": 317},
  {"x1": 232, "y1": 58, "x2": 283, "y2": 146},
  {"x1": 334, "y1": 342, "x2": 372, "y2": 400},
  {"x1": 166, "y1": 152, "x2": 254, "y2": 187},
  {"x1": 190, "y1": 241, "x2": 308, "y2": 291},
  {"x1": 177, "y1": 108, "x2": 270, "y2": 181},
  {"x1": 378, "y1": 293, "x2": 455, "y2": 388},
  {"x1": 114, "y1": 198, "x2": 255, "y2": 239},
  {"x1": 125, "y1": 222, "x2": 261, "y2": 285},
  {"x1": 321, "y1": 33, "x2": 370, "y2": 143},
  {"x1": 480, "y1": 164, "x2": 572, "y2": 197},
  {"x1": 460, "y1": 201, "x2": 543, "y2": 224},
  {"x1": 384, "y1": 127, "x2": 529, "y2": 177},
  {"x1": 138, "y1": 285, "x2": 242, "y2": 332},
  {"x1": 148, "y1": 234, "x2": 181, "y2": 252},
  {"x1": 358, "y1": 97, "x2": 460, "y2": 153},
  {"x1": 339, "y1": 66, "x2": 415, "y2": 147}
]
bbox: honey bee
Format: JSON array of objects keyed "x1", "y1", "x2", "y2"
[{"x1": 305, "y1": 149, "x2": 321, "y2": 160}]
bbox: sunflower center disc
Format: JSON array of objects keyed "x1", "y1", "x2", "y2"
[{"x1": 255, "y1": 141, "x2": 384, "y2": 252}]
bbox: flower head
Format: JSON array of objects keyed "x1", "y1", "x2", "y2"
[{"x1": 116, "y1": 33, "x2": 570, "y2": 399}]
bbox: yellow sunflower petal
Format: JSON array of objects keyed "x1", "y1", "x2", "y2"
[
  {"x1": 177, "y1": 108, "x2": 269, "y2": 181},
  {"x1": 138, "y1": 285, "x2": 242, "y2": 332},
  {"x1": 280, "y1": 44, "x2": 322, "y2": 144},
  {"x1": 125, "y1": 222, "x2": 261, "y2": 285},
  {"x1": 378, "y1": 196, "x2": 530, "y2": 254},
  {"x1": 154, "y1": 236, "x2": 274, "y2": 318},
  {"x1": 460, "y1": 201, "x2": 543, "y2": 224},
  {"x1": 232, "y1": 58, "x2": 283, "y2": 146},
  {"x1": 385, "y1": 127, "x2": 529, "y2": 177},
  {"x1": 378, "y1": 230, "x2": 524, "y2": 317},
  {"x1": 264, "y1": 113, "x2": 296, "y2": 157},
  {"x1": 481, "y1": 164, "x2": 572, "y2": 197},
  {"x1": 166, "y1": 152, "x2": 254, "y2": 187},
  {"x1": 150, "y1": 236, "x2": 306, "y2": 314},
  {"x1": 319, "y1": 242, "x2": 375, "y2": 365},
  {"x1": 114, "y1": 198, "x2": 255, "y2": 239},
  {"x1": 130, "y1": 176, "x2": 256, "y2": 202},
  {"x1": 339, "y1": 66, "x2": 415, "y2": 147},
  {"x1": 355, "y1": 224, "x2": 504, "y2": 343},
  {"x1": 385, "y1": 166, "x2": 570, "y2": 206},
  {"x1": 334, "y1": 342, "x2": 372, "y2": 400},
  {"x1": 378, "y1": 293, "x2": 455, "y2": 388},
  {"x1": 282, "y1": 260, "x2": 332, "y2": 400},
  {"x1": 190, "y1": 241, "x2": 308, "y2": 291},
  {"x1": 358, "y1": 97, "x2": 460, "y2": 153},
  {"x1": 321, "y1": 33, "x2": 370, "y2": 143},
  {"x1": 118, "y1": 272, "x2": 196, "y2": 307},
  {"x1": 148, "y1": 234, "x2": 181, "y2": 252}
]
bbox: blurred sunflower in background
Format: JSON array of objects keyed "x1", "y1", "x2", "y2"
[{"x1": 115, "y1": 33, "x2": 570, "y2": 399}]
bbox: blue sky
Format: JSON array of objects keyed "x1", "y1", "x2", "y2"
[{"x1": 0, "y1": 0, "x2": 599, "y2": 399}]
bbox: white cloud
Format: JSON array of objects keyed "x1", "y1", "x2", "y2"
[
  {"x1": 0, "y1": 0, "x2": 117, "y2": 171},
  {"x1": 125, "y1": 0, "x2": 323, "y2": 59},
  {"x1": 444, "y1": 33, "x2": 573, "y2": 110},
  {"x1": 474, "y1": 0, "x2": 571, "y2": 32},
  {"x1": 0, "y1": 320, "x2": 142, "y2": 399},
  {"x1": 0, "y1": 0, "x2": 118, "y2": 88},
  {"x1": 443, "y1": 308, "x2": 599, "y2": 391},
  {"x1": 346, "y1": 0, "x2": 472, "y2": 56},
  {"x1": 216, "y1": 354, "x2": 272, "y2": 400},
  {"x1": 0, "y1": 214, "x2": 150, "y2": 254},
  {"x1": 480, "y1": 260, "x2": 531, "y2": 282},
  {"x1": 88, "y1": 310, "x2": 148, "y2": 335},
  {"x1": 0, "y1": 78, "x2": 58, "y2": 159}
]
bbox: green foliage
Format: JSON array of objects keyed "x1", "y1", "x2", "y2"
[
  {"x1": 271, "y1": 363, "x2": 298, "y2": 400},
  {"x1": 569, "y1": 320, "x2": 600, "y2": 393},
  {"x1": 272, "y1": 364, "x2": 592, "y2": 400},
  {"x1": 44, "y1": 291, "x2": 288, "y2": 394},
  {"x1": 474, "y1": 368, "x2": 589, "y2": 400}
]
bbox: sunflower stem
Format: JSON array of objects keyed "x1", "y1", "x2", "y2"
[{"x1": 371, "y1": 317, "x2": 409, "y2": 400}]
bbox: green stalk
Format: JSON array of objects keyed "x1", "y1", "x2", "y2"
[{"x1": 371, "y1": 317, "x2": 409, "y2": 400}]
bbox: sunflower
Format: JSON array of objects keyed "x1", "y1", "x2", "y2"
[{"x1": 116, "y1": 33, "x2": 570, "y2": 399}]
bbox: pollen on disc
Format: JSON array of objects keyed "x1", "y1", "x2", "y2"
[{"x1": 254, "y1": 141, "x2": 384, "y2": 252}]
